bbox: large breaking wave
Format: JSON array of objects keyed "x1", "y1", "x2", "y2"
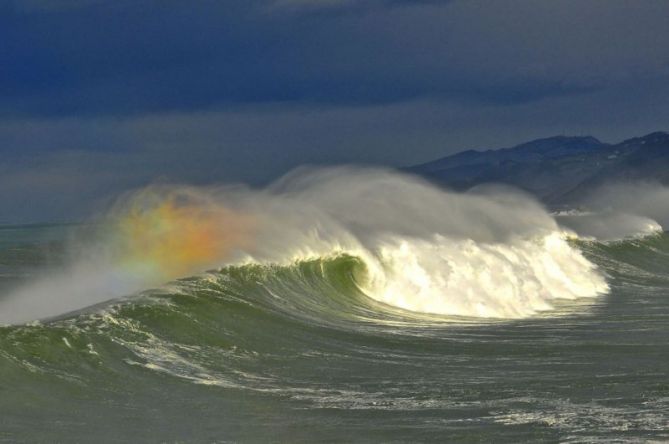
[{"x1": 0, "y1": 168, "x2": 610, "y2": 324}]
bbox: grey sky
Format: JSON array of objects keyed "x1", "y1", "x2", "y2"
[{"x1": 1, "y1": 0, "x2": 668, "y2": 223}]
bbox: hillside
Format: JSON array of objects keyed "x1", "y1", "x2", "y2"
[{"x1": 407, "y1": 131, "x2": 669, "y2": 206}]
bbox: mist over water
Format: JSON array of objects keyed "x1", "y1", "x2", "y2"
[
  {"x1": 0, "y1": 167, "x2": 609, "y2": 324},
  {"x1": 556, "y1": 182, "x2": 669, "y2": 240},
  {"x1": 584, "y1": 182, "x2": 669, "y2": 228}
]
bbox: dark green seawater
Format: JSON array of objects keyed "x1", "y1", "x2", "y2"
[{"x1": 1, "y1": 224, "x2": 668, "y2": 442}]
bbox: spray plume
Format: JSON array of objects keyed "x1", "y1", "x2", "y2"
[{"x1": 0, "y1": 167, "x2": 609, "y2": 324}]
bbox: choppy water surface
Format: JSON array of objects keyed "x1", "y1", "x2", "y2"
[{"x1": 1, "y1": 223, "x2": 668, "y2": 443}]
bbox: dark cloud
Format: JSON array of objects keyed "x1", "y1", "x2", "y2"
[
  {"x1": 1, "y1": 0, "x2": 669, "y2": 222},
  {"x1": 3, "y1": 0, "x2": 666, "y2": 118},
  {"x1": 3, "y1": 79, "x2": 669, "y2": 223}
]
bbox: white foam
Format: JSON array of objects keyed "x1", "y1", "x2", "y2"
[
  {"x1": 356, "y1": 231, "x2": 607, "y2": 318},
  {"x1": 243, "y1": 168, "x2": 609, "y2": 318}
]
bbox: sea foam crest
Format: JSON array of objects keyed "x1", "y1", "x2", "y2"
[
  {"x1": 245, "y1": 168, "x2": 609, "y2": 318},
  {"x1": 359, "y1": 232, "x2": 607, "y2": 318}
]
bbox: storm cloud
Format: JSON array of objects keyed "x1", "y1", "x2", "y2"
[{"x1": 1, "y1": 0, "x2": 668, "y2": 222}]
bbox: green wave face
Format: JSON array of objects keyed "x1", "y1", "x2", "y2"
[{"x1": 2, "y1": 227, "x2": 669, "y2": 441}]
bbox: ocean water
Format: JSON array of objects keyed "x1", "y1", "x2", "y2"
[
  {"x1": 1, "y1": 170, "x2": 668, "y2": 442},
  {"x1": 1, "y1": 224, "x2": 668, "y2": 442}
]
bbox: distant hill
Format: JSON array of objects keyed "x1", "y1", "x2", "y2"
[{"x1": 407, "y1": 131, "x2": 669, "y2": 206}]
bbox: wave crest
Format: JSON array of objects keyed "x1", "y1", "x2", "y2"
[{"x1": 357, "y1": 232, "x2": 607, "y2": 318}]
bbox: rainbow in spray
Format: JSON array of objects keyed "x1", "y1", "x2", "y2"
[{"x1": 112, "y1": 189, "x2": 256, "y2": 281}]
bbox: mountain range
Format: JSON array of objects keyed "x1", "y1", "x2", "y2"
[{"x1": 407, "y1": 131, "x2": 669, "y2": 206}]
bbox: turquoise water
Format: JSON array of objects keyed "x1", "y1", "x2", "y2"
[{"x1": 1, "y1": 224, "x2": 668, "y2": 442}]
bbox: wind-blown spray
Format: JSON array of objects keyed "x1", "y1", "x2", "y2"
[
  {"x1": 113, "y1": 189, "x2": 256, "y2": 280},
  {"x1": 0, "y1": 167, "x2": 609, "y2": 324},
  {"x1": 556, "y1": 182, "x2": 669, "y2": 240}
]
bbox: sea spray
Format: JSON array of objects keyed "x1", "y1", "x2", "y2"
[
  {"x1": 555, "y1": 182, "x2": 669, "y2": 240},
  {"x1": 0, "y1": 167, "x2": 609, "y2": 324}
]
